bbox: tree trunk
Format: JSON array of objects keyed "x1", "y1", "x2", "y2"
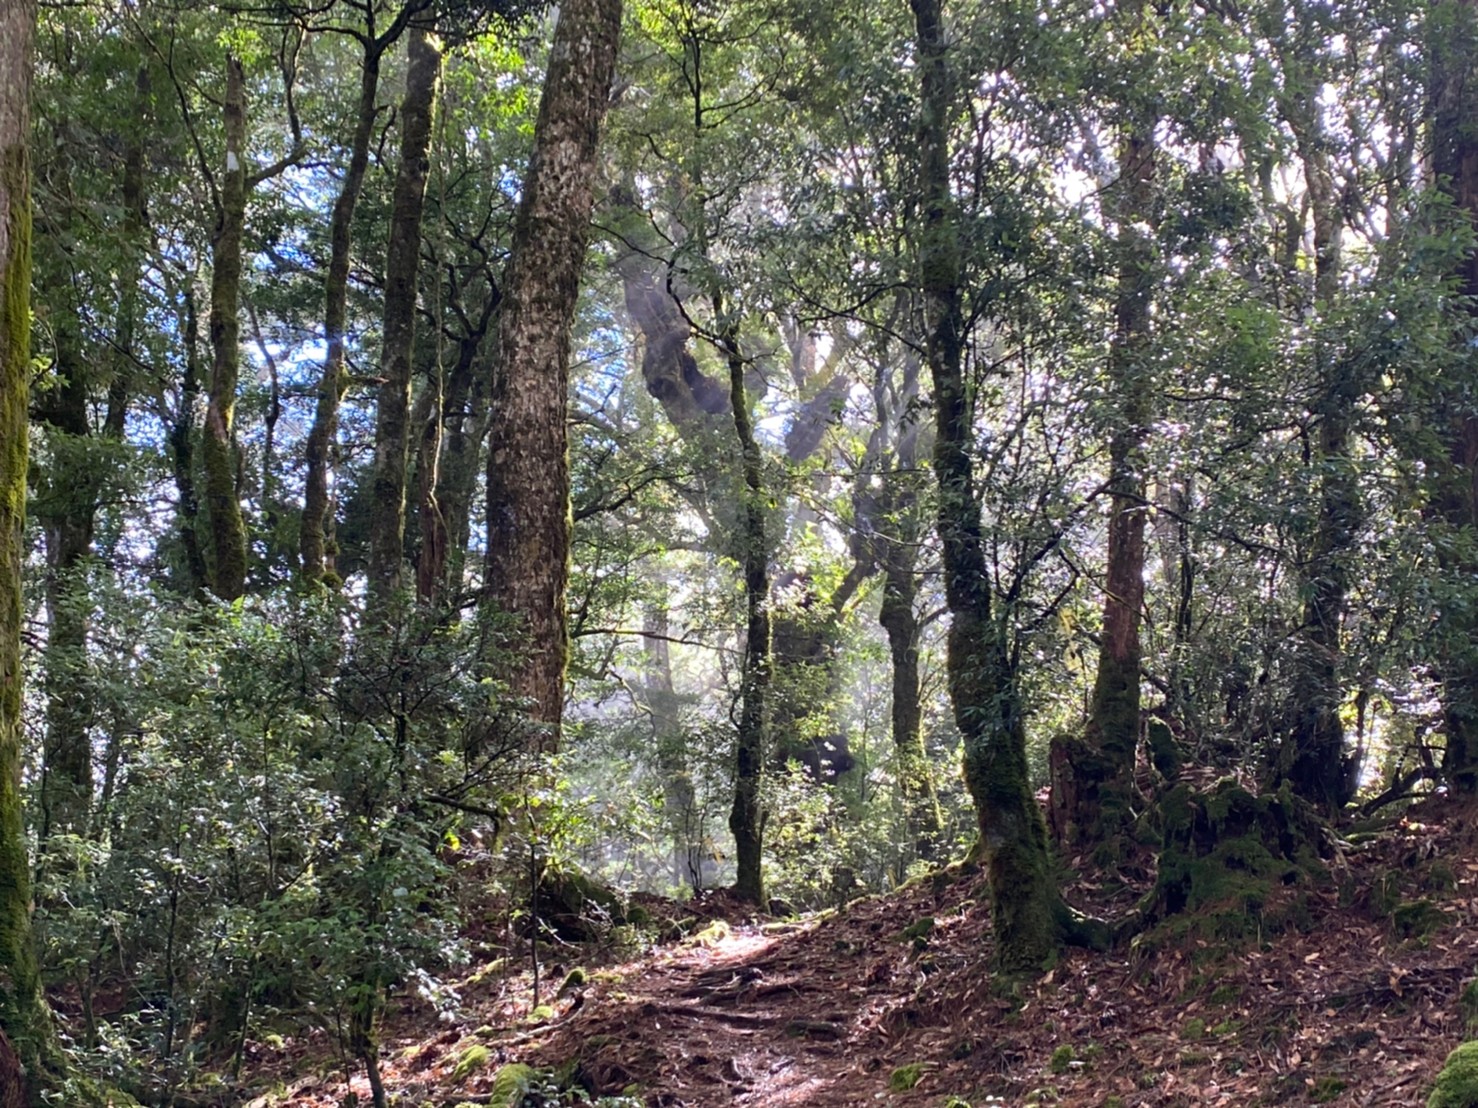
[
  {"x1": 1430, "y1": 0, "x2": 1478, "y2": 793},
  {"x1": 482, "y1": 0, "x2": 621, "y2": 735},
  {"x1": 301, "y1": 48, "x2": 383, "y2": 586},
  {"x1": 909, "y1": 0, "x2": 1063, "y2": 972},
  {"x1": 0, "y1": 3, "x2": 72, "y2": 1093},
  {"x1": 877, "y1": 478, "x2": 943, "y2": 861},
  {"x1": 1055, "y1": 112, "x2": 1156, "y2": 854},
  {"x1": 35, "y1": 330, "x2": 94, "y2": 842},
  {"x1": 202, "y1": 56, "x2": 249, "y2": 602},
  {"x1": 1274, "y1": 76, "x2": 1355, "y2": 815},
  {"x1": 366, "y1": 28, "x2": 441, "y2": 608},
  {"x1": 169, "y1": 284, "x2": 208, "y2": 596},
  {"x1": 720, "y1": 315, "x2": 771, "y2": 907}
]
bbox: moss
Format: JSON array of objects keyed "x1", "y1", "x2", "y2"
[
  {"x1": 527, "y1": 1004, "x2": 556, "y2": 1022},
  {"x1": 1430, "y1": 1042, "x2": 1478, "y2": 1107},
  {"x1": 1181, "y1": 1017, "x2": 1206, "y2": 1041},
  {"x1": 1148, "y1": 780, "x2": 1327, "y2": 947},
  {"x1": 559, "y1": 967, "x2": 588, "y2": 993},
  {"x1": 1049, "y1": 1044, "x2": 1076, "y2": 1073},
  {"x1": 1105, "y1": 1098, "x2": 1126, "y2": 1108},
  {"x1": 1147, "y1": 718, "x2": 1182, "y2": 778},
  {"x1": 485, "y1": 1062, "x2": 537, "y2": 1106},
  {"x1": 1209, "y1": 984, "x2": 1241, "y2": 1005},
  {"x1": 1393, "y1": 899, "x2": 1447, "y2": 940},
  {"x1": 452, "y1": 1044, "x2": 493, "y2": 1082},
  {"x1": 1211, "y1": 1019, "x2": 1242, "y2": 1037},
  {"x1": 888, "y1": 1062, "x2": 925, "y2": 1091},
  {"x1": 689, "y1": 920, "x2": 731, "y2": 946}
]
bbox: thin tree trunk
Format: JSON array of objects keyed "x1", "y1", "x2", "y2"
[
  {"x1": 0, "y1": 1, "x2": 71, "y2": 1091},
  {"x1": 877, "y1": 479, "x2": 942, "y2": 861},
  {"x1": 482, "y1": 0, "x2": 622, "y2": 735},
  {"x1": 1275, "y1": 76, "x2": 1354, "y2": 814},
  {"x1": 1054, "y1": 111, "x2": 1156, "y2": 853},
  {"x1": 721, "y1": 315, "x2": 770, "y2": 907},
  {"x1": 366, "y1": 28, "x2": 441, "y2": 608},
  {"x1": 301, "y1": 48, "x2": 383, "y2": 586},
  {"x1": 910, "y1": 0, "x2": 1065, "y2": 972},
  {"x1": 202, "y1": 56, "x2": 249, "y2": 601},
  {"x1": 36, "y1": 329, "x2": 94, "y2": 842},
  {"x1": 170, "y1": 284, "x2": 208, "y2": 596}
]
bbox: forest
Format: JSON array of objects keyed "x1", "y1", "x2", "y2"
[{"x1": 3, "y1": 0, "x2": 1478, "y2": 1102}]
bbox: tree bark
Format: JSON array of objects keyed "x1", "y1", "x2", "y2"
[
  {"x1": 721, "y1": 315, "x2": 770, "y2": 907},
  {"x1": 482, "y1": 0, "x2": 621, "y2": 735},
  {"x1": 366, "y1": 28, "x2": 441, "y2": 608},
  {"x1": 1429, "y1": 0, "x2": 1478, "y2": 793},
  {"x1": 301, "y1": 43, "x2": 384, "y2": 586},
  {"x1": 1055, "y1": 111, "x2": 1156, "y2": 853},
  {"x1": 202, "y1": 56, "x2": 249, "y2": 601},
  {"x1": 0, "y1": 2, "x2": 71, "y2": 1092},
  {"x1": 169, "y1": 284, "x2": 208, "y2": 596},
  {"x1": 909, "y1": 0, "x2": 1064, "y2": 972}
]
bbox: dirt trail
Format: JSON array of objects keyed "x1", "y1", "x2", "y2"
[{"x1": 260, "y1": 816, "x2": 1478, "y2": 1107}]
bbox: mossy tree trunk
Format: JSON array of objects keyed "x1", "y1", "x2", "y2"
[
  {"x1": 641, "y1": 605, "x2": 704, "y2": 889},
  {"x1": 302, "y1": 4, "x2": 425, "y2": 587},
  {"x1": 168, "y1": 285, "x2": 208, "y2": 596},
  {"x1": 909, "y1": 0, "x2": 1064, "y2": 972},
  {"x1": 482, "y1": 0, "x2": 621, "y2": 735},
  {"x1": 201, "y1": 56, "x2": 249, "y2": 602},
  {"x1": 721, "y1": 311, "x2": 771, "y2": 907},
  {"x1": 299, "y1": 49, "x2": 378, "y2": 586},
  {"x1": 1429, "y1": 0, "x2": 1478, "y2": 794},
  {"x1": 1053, "y1": 102, "x2": 1157, "y2": 855},
  {"x1": 0, "y1": 4, "x2": 74, "y2": 1095},
  {"x1": 366, "y1": 27, "x2": 441, "y2": 609}
]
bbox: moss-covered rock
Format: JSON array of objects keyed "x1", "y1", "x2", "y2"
[
  {"x1": 452, "y1": 1044, "x2": 493, "y2": 1082},
  {"x1": 1430, "y1": 1042, "x2": 1478, "y2": 1107},
  {"x1": 485, "y1": 1062, "x2": 537, "y2": 1107}
]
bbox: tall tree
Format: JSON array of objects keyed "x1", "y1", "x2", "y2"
[
  {"x1": 1429, "y1": 0, "x2": 1478, "y2": 792},
  {"x1": 0, "y1": 0, "x2": 69, "y2": 1092},
  {"x1": 201, "y1": 55, "x2": 250, "y2": 601},
  {"x1": 300, "y1": 1, "x2": 428, "y2": 586},
  {"x1": 366, "y1": 27, "x2": 441, "y2": 607},
  {"x1": 909, "y1": 0, "x2": 1069, "y2": 971},
  {"x1": 483, "y1": 0, "x2": 622, "y2": 733},
  {"x1": 1053, "y1": 84, "x2": 1158, "y2": 854}
]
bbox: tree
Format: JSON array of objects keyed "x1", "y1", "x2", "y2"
[
  {"x1": 366, "y1": 27, "x2": 442, "y2": 607},
  {"x1": 1429, "y1": 0, "x2": 1478, "y2": 793},
  {"x1": 0, "y1": 0, "x2": 70, "y2": 1094},
  {"x1": 908, "y1": 0, "x2": 1071, "y2": 972},
  {"x1": 482, "y1": 0, "x2": 622, "y2": 733}
]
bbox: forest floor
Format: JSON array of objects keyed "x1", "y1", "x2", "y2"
[{"x1": 241, "y1": 803, "x2": 1478, "y2": 1107}]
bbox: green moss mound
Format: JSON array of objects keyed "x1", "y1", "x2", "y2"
[
  {"x1": 1146, "y1": 780, "x2": 1328, "y2": 945},
  {"x1": 1431, "y1": 1042, "x2": 1478, "y2": 1107}
]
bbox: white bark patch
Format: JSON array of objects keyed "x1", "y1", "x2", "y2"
[{"x1": 225, "y1": 151, "x2": 240, "y2": 172}]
